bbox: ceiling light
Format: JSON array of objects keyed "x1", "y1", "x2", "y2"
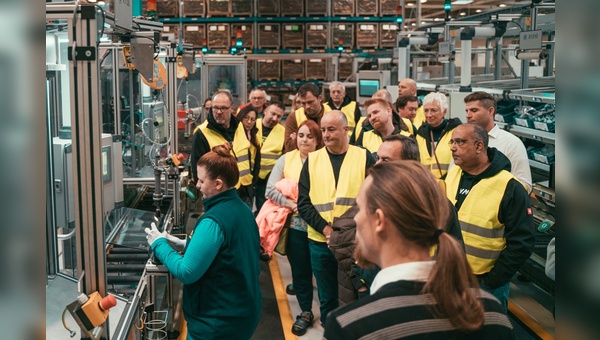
[
  {"x1": 452, "y1": 0, "x2": 473, "y2": 4},
  {"x1": 407, "y1": 3, "x2": 414, "y2": 7},
  {"x1": 421, "y1": 21, "x2": 426, "y2": 24},
  {"x1": 476, "y1": 9, "x2": 482, "y2": 13},
  {"x1": 460, "y1": 12, "x2": 466, "y2": 16},
  {"x1": 434, "y1": 18, "x2": 442, "y2": 21},
  {"x1": 420, "y1": 0, "x2": 428, "y2": 3},
  {"x1": 411, "y1": 23, "x2": 416, "y2": 26},
  {"x1": 499, "y1": 4, "x2": 507, "y2": 7}
]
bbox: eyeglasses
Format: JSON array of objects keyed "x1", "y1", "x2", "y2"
[
  {"x1": 242, "y1": 116, "x2": 256, "y2": 122},
  {"x1": 448, "y1": 138, "x2": 476, "y2": 147},
  {"x1": 213, "y1": 105, "x2": 232, "y2": 113}
]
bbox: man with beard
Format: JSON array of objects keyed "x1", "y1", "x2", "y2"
[{"x1": 284, "y1": 83, "x2": 332, "y2": 152}]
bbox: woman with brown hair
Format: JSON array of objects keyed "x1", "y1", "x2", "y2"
[
  {"x1": 324, "y1": 160, "x2": 513, "y2": 339},
  {"x1": 145, "y1": 143, "x2": 262, "y2": 340},
  {"x1": 263, "y1": 120, "x2": 324, "y2": 336}
]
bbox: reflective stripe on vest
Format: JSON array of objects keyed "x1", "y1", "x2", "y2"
[
  {"x1": 283, "y1": 149, "x2": 303, "y2": 182},
  {"x1": 446, "y1": 166, "x2": 513, "y2": 275},
  {"x1": 417, "y1": 129, "x2": 455, "y2": 179},
  {"x1": 233, "y1": 124, "x2": 256, "y2": 186},
  {"x1": 307, "y1": 145, "x2": 366, "y2": 242},
  {"x1": 294, "y1": 103, "x2": 333, "y2": 126},
  {"x1": 257, "y1": 120, "x2": 285, "y2": 179}
]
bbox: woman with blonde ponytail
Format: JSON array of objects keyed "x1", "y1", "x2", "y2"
[{"x1": 323, "y1": 160, "x2": 514, "y2": 340}]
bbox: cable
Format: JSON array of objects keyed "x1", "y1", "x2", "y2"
[
  {"x1": 61, "y1": 307, "x2": 77, "y2": 338},
  {"x1": 510, "y1": 20, "x2": 524, "y2": 32}
]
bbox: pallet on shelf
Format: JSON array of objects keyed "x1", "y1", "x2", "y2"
[
  {"x1": 157, "y1": 0, "x2": 178, "y2": 17},
  {"x1": 258, "y1": 24, "x2": 281, "y2": 49},
  {"x1": 207, "y1": 23, "x2": 230, "y2": 49},
  {"x1": 182, "y1": 0, "x2": 205, "y2": 17},
  {"x1": 258, "y1": 0, "x2": 280, "y2": 16},
  {"x1": 282, "y1": 59, "x2": 305, "y2": 81},
  {"x1": 183, "y1": 24, "x2": 206, "y2": 48},
  {"x1": 356, "y1": 23, "x2": 378, "y2": 48},
  {"x1": 257, "y1": 60, "x2": 282, "y2": 81},
  {"x1": 306, "y1": 59, "x2": 327, "y2": 80},
  {"x1": 306, "y1": 0, "x2": 328, "y2": 16},
  {"x1": 281, "y1": 0, "x2": 303, "y2": 16},
  {"x1": 357, "y1": 0, "x2": 377, "y2": 16},
  {"x1": 337, "y1": 57, "x2": 353, "y2": 81},
  {"x1": 379, "y1": 23, "x2": 398, "y2": 48},
  {"x1": 332, "y1": 23, "x2": 355, "y2": 49},
  {"x1": 332, "y1": 0, "x2": 355, "y2": 16},
  {"x1": 380, "y1": 0, "x2": 397, "y2": 16},
  {"x1": 232, "y1": 0, "x2": 252, "y2": 16},
  {"x1": 207, "y1": 0, "x2": 231, "y2": 17},
  {"x1": 306, "y1": 24, "x2": 328, "y2": 49},
  {"x1": 282, "y1": 24, "x2": 305, "y2": 49}
]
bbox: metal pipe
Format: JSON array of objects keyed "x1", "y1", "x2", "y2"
[
  {"x1": 495, "y1": 37, "x2": 503, "y2": 80},
  {"x1": 108, "y1": 247, "x2": 148, "y2": 254},
  {"x1": 484, "y1": 38, "x2": 492, "y2": 74},
  {"x1": 461, "y1": 39, "x2": 472, "y2": 88},
  {"x1": 107, "y1": 275, "x2": 143, "y2": 285},
  {"x1": 107, "y1": 264, "x2": 147, "y2": 272}
]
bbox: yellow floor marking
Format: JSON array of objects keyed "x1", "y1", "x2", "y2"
[
  {"x1": 508, "y1": 300, "x2": 554, "y2": 340},
  {"x1": 269, "y1": 254, "x2": 298, "y2": 340}
]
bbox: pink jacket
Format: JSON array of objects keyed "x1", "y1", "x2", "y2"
[{"x1": 256, "y1": 178, "x2": 298, "y2": 256}]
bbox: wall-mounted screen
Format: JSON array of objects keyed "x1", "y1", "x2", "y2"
[
  {"x1": 102, "y1": 145, "x2": 112, "y2": 183},
  {"x1": 359, "y1": 79, "x2": 380, "y2": 97}
]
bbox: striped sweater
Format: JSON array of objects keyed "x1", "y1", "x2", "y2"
[{"x1": 323, "y1": 280, "x2": 514, "y2": 340}]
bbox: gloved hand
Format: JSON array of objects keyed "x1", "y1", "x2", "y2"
[
  {"x1": 165, "y1": 233, "x2": 187, "y2": 252},
  {"x1": 145, "y1": 222, "x2": 166, "y2": 247}
]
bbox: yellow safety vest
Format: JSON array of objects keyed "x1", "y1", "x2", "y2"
[
  {"x1": 401, "y1": 117, "x2": 414, "y2": 135},
  {"x1": 417, "y1": 129, "x2": 455, "y2": 179},
  {"x1": 413, "y1": 106, "x2": 426, "y2": 129},
  {"x1": 257, "y1": 120, "x2": 285, "y2": 179},
  {"x1": 353, "y1": 116, "x2": 367, "y2": 142},
  {"x1": 446, "y1": 166, "x2": 513, "y2": 275},
  {"x1": 283, "y1": 149, "x2": 304, "y2": 183},
  {"x1": 197, "y1": 121, "x2": 243, "y2": 188},
  {"x1": 232, "y1": 124, "x2": 257, "y2": 187},
  {"x1": 295, "y1": 103, "x2": 333, "y2": 127},
  {"x1": 339, "y1": 101, "x2": 358, "y2": 137},
  {"x1": 307, "y1": 145, "x2": 366, "y2": 242},
  {"x1": 361, "y1": 129, "x2": 412, "y2": 153}
]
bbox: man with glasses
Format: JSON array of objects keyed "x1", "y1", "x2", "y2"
[
  {"x1": 445, "y1": 123, "x2": 534, "y2": 312},
  {"x1": 463, "y1": 91, "x2": 532, "y2": 193},
  {"x1": 284, "y1": 83, "x2": 332, "y2": 152},
  {"x1": 190, "y1": 90, "x2": 240, "y2": 183},
  {"x1": 237, "y1": 89, "x2": 268, "y2": 118}
]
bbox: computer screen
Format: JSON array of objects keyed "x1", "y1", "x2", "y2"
[
  {"x1": 102, "y1": 146, "x2": 112, "y2": 183},
  {"x1": 359, "y1": 79, "x2": 380, "y2": 97}
]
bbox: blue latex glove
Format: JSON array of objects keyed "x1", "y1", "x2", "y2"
[{"x1": 145, "y1": 222, "x2": 166, "y2": 247}]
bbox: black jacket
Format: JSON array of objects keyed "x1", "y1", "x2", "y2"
[
  {"x1": 190, "y1": 111, "x2": 239, "y2": 181},
  {"x1": 454, "y1": 148, "x2": 535, "y2": 288},
  {"x1": 416, "y1": 117, "x2": 462, "y2": 156}
]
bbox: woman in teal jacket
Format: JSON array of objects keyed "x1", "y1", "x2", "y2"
[{"x1": 146, "y1": 143, "x2": 262, "y2": 340}]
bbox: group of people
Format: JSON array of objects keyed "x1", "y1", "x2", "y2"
[{"x1": 144, "y1": 78, "x2": 536, "y2": 340}]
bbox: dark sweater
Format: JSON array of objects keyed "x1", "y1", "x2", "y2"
[{"x1": 324, "y1": 280, "x2": 515, "y2": 340}]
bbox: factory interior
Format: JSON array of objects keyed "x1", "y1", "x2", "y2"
[{"x1": 46, "y1": 0, "x2": 555, "y2": 339}]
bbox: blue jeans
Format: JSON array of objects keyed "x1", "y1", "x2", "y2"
[
  {"x1": 308, "y1": 240, "x2": 339, "y2": 324},
  {"x1": 287, "y1": 228, "x2": 314, "y2": 312},
  {"x1": 254, "y1": 177, "x2": 268, "y2": 212},
  {"x1": 479, "y1": 279, "x2": 510, "y2": 313}
]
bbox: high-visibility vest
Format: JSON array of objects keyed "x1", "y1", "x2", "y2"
[
  {"x1": 283, "y1": 149, "x2": 304, "y2": 183},
  {"x1": 401, "y1": 117, "x2": 414, "y2": 135},
  {"x1": 353, "y1": 116, "x2": 367, "y2": 142},
  {"x1": 295, "y1": 103, "x2": 333, "y2": 127},
  {"x1": 307, "y1": 145, "x2": 366, "y2": 242},
  {"x1": 361, "y1": 129, "x2": 412, "y2": 153},
  {"x1": 257, "y1": 120, "x2": 285, "y2": 179},
  {"x1": 232, "y1": 124, "x2": 257, "y2": 187},
  {"x1": 413, "y1": 106, "x2": 426, "y2": 129},
  {"x1": 416, "y1": 129, "x2": 455, "y2": 179},
  {"x1": 339, "y1": 101, "x2": 358, "y2": 137},
  {"x1": 446, "y1": 166, "x2": 514, "y2": 275}
]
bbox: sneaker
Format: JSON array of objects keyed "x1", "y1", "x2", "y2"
[
  {"x1": 292, "y1": 311, "x2": 314, "y2": 336},
  {"x1": 286, "y1": 284, "x2": 296, "y2": 295}
]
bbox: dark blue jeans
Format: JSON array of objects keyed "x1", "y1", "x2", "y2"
[
  {"x1": 287, "y1": 228, "x2": 314, "y2": 313},
  {"x1": 308, "y1": 240, "x2": 339, "y2": 324},
  {"x1": 254, "y1": 177, "x2": 268, "y2": 212}
]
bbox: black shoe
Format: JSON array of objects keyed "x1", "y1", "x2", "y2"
[
  {"x1": 292, "y1": 311, "x2": 314, "y2": 336},
  {"x1": 286, "y1": 284, "x2": 296, "y2": 295},
  {"x1": 260, "y1": 252, "x2": 271, "y2": 262}
]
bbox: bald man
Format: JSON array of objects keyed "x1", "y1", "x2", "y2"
[
  {"x1": 298, "y1": 110, "x2": 376, "y2": 327},
  {"x1": 398, "y1": 78, "x2": 426, "y2": 128}
]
